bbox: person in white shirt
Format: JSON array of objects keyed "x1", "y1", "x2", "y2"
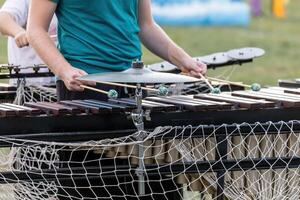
[{"x1": 0, "y1": 0, "x2": 57, "y2": 85}]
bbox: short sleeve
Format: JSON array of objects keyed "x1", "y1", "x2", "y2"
[
  {"x1": 50, "y1": 0, "x2": 59, "y2": 3},
  {"x1": 0, "y1": 0, "x2": 28, "y2": 27}
]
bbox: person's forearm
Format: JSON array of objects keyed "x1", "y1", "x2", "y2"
[
  {"x1": 139, "y1": 22, "x2": 192, "y2": 68},
  {"x1": 0, "y1": 12, "x2": 25, "y2": 37},
  {"x1": 27, "y1": 27, "x2": 71, "y2": 77}
]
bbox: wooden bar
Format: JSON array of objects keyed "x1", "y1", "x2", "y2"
[
  {"x1": 0, "y1": 83, "x2": 16, "y2": 91},
  {"x1": 0, "y1": 106, "x2": 16, "y2": 117},
  {"x1": 110, "y1": 98, "x2": 177, "y2": 112},
  {"x1": 60, "y1": 100, "x2": 110, "y2": 114},
  {"x1": 3, "y1": 103, "x2": 41, "y2": 115},
  {"x1": 39, "y1": 102, "x2": 82, "y2": 115},
  {"x1": 283, "y1": 88, "x2": 300, "y2": 96},
  {"x1": 83, "y1": 100, "x2": 131, "y2": 112},
  {"x1": 232, "y1": 91, "x2": 300, "y2": 108},
  {"x1": 195, "y1": 93, "x2": 276, "y2": 109},
  {"x1": 74, "y1": 100, "x2": 120, "y2": 113},
  {"x1": 0, "y1": 104, "x2": 29, "y2": 116},
  {"x1": 139, "y1": 99, "x2": 178, "y2": 111},
  {"x1": 109, "y1": 98, "x2": 163, "y2": 111},
  {"x1": 278, "y1": 80, "x2": 300, "y2": 89},
  {"x1": 264, "y1": 87, "x2": 300, "y2": 100},
  {"x1": 168, "y1": 95, "x2": 233, "y2": 110},
  {"x1": 146, "y1": 96, "x2": 216, "y2": 111},
  {"x1": 259, "y1": 88, "x2": 300, "y2": 100},
  {"x1": 25, "y1": 102, "x2": 67, "y2": 115}
]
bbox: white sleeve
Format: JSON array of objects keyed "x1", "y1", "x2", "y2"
[{"x1": 0, "y1": 0, "x2": 29, "y2": 27}]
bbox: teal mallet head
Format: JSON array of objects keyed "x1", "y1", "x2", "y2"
[
  {"x1": 211, "y1": 87, "x2": 221, "y2": 94},
  {"x1": 251, "y1": 83, "x2": 261, "y2": 91},
  {"x1": 107, "y1": 89, "x2": 118, "y2": 99},
  {"x1": 157, "y1": 86, "x2": 169, "y2": 96}
]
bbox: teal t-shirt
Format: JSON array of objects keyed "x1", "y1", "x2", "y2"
[{"x1": 51, "y1": 0, "x2": 142, "y2": 74}]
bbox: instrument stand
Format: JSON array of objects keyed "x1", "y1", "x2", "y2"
[{"x1": 131, "y1": 83, "x2": 147, "y2": 196}]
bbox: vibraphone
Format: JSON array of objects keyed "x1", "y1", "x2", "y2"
[{"x1": 1, "y1": 87, "x2": 300, "y2": 200}]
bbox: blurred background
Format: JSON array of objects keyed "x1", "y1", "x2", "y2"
[{"x1": 0, "y1": 0, "x2": 299, "y2": 85}]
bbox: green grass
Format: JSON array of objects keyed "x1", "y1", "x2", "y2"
[{"x1": 1, "y1": 0, "x2": 300, "y2": 85}]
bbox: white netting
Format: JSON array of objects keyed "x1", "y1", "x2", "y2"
[
  {"x1": 13, "y1": 79, "x2": 57, "y2": 105},
  {"x1": 0, "y1": 121, "x2": 299, "y2": 200}
]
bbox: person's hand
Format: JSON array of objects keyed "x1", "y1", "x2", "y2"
[
  {"x1": 14, "y1": 30, "x2": 29, "y2": 48},
  {"x1": 60, "y1": 66, "x2": 95, "y2": 91},
  {"x1": 179, "y1": 57, "x2": 207, "y2": 77}
]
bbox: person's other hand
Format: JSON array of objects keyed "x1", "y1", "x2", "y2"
[
  {"x1": 180, "y1": 57, "x2": 207, "y2": 77},
  {"x1": 14, "y1": 31, "x2": 29, "y2": 48},
  {"x1": 60, "y1": 66, "x2": 95, "y2": 91}
]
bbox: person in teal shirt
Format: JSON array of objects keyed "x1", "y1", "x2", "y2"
[
  {"x1": 26, "y1": 1, "x2": 208, "y2": 198},
  {"x1": 51, "y1": 0, "x2": 142, "y2": 74},
  {"x1": 27, "y1": 0, "x2": 207, "y2": 99}
]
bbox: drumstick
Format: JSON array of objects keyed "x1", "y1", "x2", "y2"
[
  {"x1": 181, "y1": 72, "x2": 220, "y2": 93},
  {"x1": 207, "y1": 77, "x2": 261, "y2": 91},
  {"x1": 197, "y1": 73, "x2": 215, "y2": 91},
  {"x1": 80, "y1": 85, "x2": 118, "y2": 99},
  {"x1": 92, "y1": 81, "x2": 157, "y2": 92},
  {"x1": 87, "y1": 81, "x2": 169, "y2": 96}
]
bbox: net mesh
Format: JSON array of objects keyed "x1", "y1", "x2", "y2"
[
  {"x1": 0, "y1": 121, "x2": 299, "y2": 200},
  {"x1": 13, "y1": 79, "x2": 57, "y2": 105}
]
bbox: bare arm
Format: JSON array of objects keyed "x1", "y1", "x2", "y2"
[
  {"x1": 0, "y1": 12, "x2": 24, "y2": 37},
  {"x1": 0, "y1": 12, "x2": 28, "y2": 47},
  {"x1": 27, "y1": 0, "x2": 89, "y2": 91},
  {"x1": 138, "y1": 0, "x2": 206, "y2": 76}
]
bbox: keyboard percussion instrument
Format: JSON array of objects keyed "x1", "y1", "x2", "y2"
[
  {"x1": 0, "y1": 86, "x2": 298, "y2": 138},
  {"x1": 0, "y1": 83, "x2": 300, "y2": 199},
  {"x1": 2, "y1": 49, "x2": 300, "y2": 200}
]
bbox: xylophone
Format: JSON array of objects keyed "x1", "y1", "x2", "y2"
[{"x1": 1, "y1": 86, "x2": 300, "y2": 200}]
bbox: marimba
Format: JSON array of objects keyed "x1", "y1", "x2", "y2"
[
  {"x1": 0, "y1": 86, "x2": 298, "y2": 139},
  {"x1": 1, "y1": 87, "x2": 300, "y2": 200}
]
